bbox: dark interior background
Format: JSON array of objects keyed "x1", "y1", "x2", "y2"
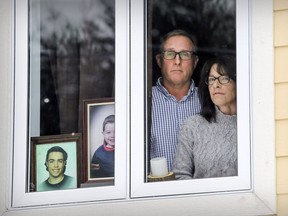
[
  {"x1": 33, "y1": 0, "x2": 235, "y2": 136},
  {"x1": 148, "y1": 0, "x2": 236, "y2": 86}
]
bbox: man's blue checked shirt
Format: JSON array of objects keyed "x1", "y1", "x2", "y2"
[{"x1": 150, "y1": 78, "x2": 201, "y2": 171}]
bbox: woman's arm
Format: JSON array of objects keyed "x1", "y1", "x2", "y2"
[{"x1": 173, "y1": 122, "x2": 195, "y2": 180}]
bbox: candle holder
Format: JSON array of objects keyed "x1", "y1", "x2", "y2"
[{"x1": 147, "y1": 172, "x2": 175, "y2": 182}]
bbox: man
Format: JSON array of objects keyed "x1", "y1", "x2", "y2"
[
  {"x1": 150, "y1": 29, "x2": 201, "y2": 172},
  {"x1": 38, "y1": 146, "x2": 76, "y2": 191}
]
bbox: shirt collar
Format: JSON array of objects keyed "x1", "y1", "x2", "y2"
[
  {"x1": 103, "y1": 142, "x2": 115, "y2": 151},
  {"x1": 155, "y1": 77, "x2": 196, "y2": 101}
]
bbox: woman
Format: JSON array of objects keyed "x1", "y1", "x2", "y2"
[{"x1": 173, "y1": 55, "x2": 237, "y2": 179}]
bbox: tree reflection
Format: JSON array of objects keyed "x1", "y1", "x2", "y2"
[
  {"x1": 36, "y1": 0, "x2": 235, "y2": 135},
  {"x1": 149, "y1": 0, "x2": 236, "y2": 85},
  {"x1": 36, "y1": 0, "x2": 115, "y2": 135}
]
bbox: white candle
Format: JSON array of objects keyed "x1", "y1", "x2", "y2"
[{"x1": 150, "y1": 157, "x2": 168, "y2": 177}]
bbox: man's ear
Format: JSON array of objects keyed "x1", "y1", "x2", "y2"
[
  {"x1": 193, "y1": 56, "x2": 199, "y2": 70},
  {"x1": 156, "y1": 54, "x2": 162, "y2": 68}
]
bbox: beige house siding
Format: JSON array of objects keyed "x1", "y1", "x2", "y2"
[{"x1": 274, "y1": 0, "x2": 288, "y2": 215}]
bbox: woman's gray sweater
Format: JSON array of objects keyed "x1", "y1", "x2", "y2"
[{"x1": 173, "y1": 107, "x2": 237, "y2": 179}]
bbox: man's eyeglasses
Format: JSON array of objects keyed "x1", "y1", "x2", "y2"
[
  {"x1": 161, "y1": 50, "x2": 196, "y2": 60},
  {"x1": 205, "y1": 75, "x2": 231, "y2": 85}
]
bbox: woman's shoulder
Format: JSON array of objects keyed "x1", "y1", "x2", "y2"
[
  {"x1": 185, "y1": 114, "x2": 206, "y2": 124},
  {"x1": 181, "y1": 114, "x2": 207, "y2": 131}
]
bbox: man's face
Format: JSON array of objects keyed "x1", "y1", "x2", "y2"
[
  {"x1": 46, "y1": 152, "x2": 65, "y2": 178},
  {"x1": 156, "y1": 35, "x2": 198, "y2": 87}
]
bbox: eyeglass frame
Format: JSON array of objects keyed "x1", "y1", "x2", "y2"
[
  {"x1": 205, "y1": 75, "x2": 232, "y2": 85},
  {"x1": 161, "y1": 50, "x2": 197, "y2": 60}
]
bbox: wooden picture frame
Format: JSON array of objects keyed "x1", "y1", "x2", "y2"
[
  {"x1": 82, "y1": 98, "x2": 115, "y2": 186},
  {"x1": 29, "y1": 133, "x2": 82, "y2": 192}
]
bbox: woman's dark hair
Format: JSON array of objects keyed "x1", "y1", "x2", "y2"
[{"x1": 199, "y1": 55, "x2": 236, "y2": 122}]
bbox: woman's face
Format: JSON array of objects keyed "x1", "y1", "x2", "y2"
[{"x1": 208, "y1": 64, "x2": 236, "y2": 111}]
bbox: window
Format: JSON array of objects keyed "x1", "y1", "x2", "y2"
[
  {"x1": 29, "y1": 0, "x2": 117, "y2": 189},
  {"x1": 13, "y1": 0, "x2": 128, "y2": 206},
  {"x1": 131, "y1": 0, "x2": 251, "y2": 197},
  {"x1": 11, "y1": 0, "x2": 275, "y2": 214}
]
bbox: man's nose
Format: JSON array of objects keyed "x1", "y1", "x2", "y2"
[{"x1": 174, "y1": 53, "x2": 181, "y2": 64}]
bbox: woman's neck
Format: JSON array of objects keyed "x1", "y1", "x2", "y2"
[{"x1": 217, "y1": 103, "x2": 237, "y2": 115}]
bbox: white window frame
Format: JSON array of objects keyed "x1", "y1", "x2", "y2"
[
  {"x1": 12, "y1": 0, "x2": 129, "y2": 207},
  {"x1": 131, "y1": 0, "x2": 251, "y2": 197},
  {"x1": 7, "y1": 0, "x2": 276, "y2": 215},
  {"x1": 129, "y1": 0, "x2": 276, "y2": 214}
]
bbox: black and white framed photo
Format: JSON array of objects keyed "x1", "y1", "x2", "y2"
[{"x1": 82, "y1": 98, "x2": 115, "y2": 185}]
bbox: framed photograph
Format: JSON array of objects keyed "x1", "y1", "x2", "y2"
[
  {"x1": 30, "y1": 133, "x2": 82, "y2": 192},
  {"x1": 82, "y1": 98, "x2": 115, "y2": 185}
]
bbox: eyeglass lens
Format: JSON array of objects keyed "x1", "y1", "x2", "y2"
[
  {"x1": 162, "y1": 51, "x2": 194, "y2": 60},
  {"x1": 207, "y1": 76, "x2": 230, "y2": 85}
]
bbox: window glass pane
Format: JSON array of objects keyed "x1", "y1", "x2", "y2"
[
  {"x1": 147, "y1": 0, "x2": 236, "y2": 180},
  {"x1": 29, "y1": 0, "x2": 115, "y2": 192}
]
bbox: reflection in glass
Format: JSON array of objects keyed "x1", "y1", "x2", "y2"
[
  {"x1": 29, "y1": 0, "x2": 115, "y2": 191},
  {"x1": 146, "y1": 0, "x2": 236, "y2": 181},
  {"x1": 30, "y1": 0, "x2": 115, "y2": 136}
]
